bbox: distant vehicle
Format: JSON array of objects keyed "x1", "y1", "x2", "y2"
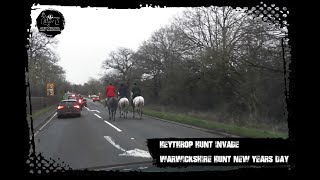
[
  {"x1": 67, "y1": 95, "x2": 82, "y2": 109},
  {"x1": 82, "y1": 98, "x2": 87, "y2": 107},
  {"x1": 78, "y1": 97, "x2": 87, "y2": 108},
  {"x1": 92, "y1": 95, "x2": 100, "y2": 102},
  {"x1": 57, "y1": 99, "x2": 81, "y2": 118},
  {"x1": 67, "y1": 95, "x2": 77, "y2": 100}
]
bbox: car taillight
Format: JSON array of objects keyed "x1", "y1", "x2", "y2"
[
  {"x1": 57, "y1": 105, "x2": 64, "y2": 110},
  {"x1": 74, "y1": 105, "x2": 80, "y2": 109},
  {"x1": 79, "y1": 99, "x2": 82, "y2": 103}
]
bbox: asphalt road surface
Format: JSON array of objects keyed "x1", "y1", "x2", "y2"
[{"x1": 33, "y1": 98, "x2": 234, "y2": 172}]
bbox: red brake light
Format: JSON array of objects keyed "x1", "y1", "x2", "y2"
[
  {"x1": 57, "y1": 105, "x2": 64, "y2": 110},
  {"x1": 74, "y1": 105, "x2": 80, "y2": 109},
  {"x1": 79, "y1": 99, "x2": 82, "y2": 103}
]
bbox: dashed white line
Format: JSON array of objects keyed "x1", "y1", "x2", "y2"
[
  {"x1": 131, "y1": 138, "x2": 134, "y2": 140},
  {"x1": 104, "y1": 120, "x2": 122, "y2": 132},
  {"x1": 91, "y1": 109, "x2": 121, "y2": 132},
  {"x1": 85, "y1": 106, "x2": 100, "y2": 113},
  {"x1": 94, "y1": 114, "x2": 102, "y2": 119},
  {"x1": 91, "y1": 110, "x2": 101, "y2": 113}
]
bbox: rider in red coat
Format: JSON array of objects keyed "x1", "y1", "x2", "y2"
[{"x1": 105, "y1": 83, "x2": 116, "y2": 106}]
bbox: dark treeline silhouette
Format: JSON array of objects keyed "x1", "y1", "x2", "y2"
[{"x1": 100, "y1": 7, "x2": 290, "y2": 128}]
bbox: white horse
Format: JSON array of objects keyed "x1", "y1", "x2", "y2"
[
  {"x1": 132, "y1": 96, "x2": 144, "y2": 119},
  {"x1": 118, "y1": 97, "x2": 129, "y2": 119}
]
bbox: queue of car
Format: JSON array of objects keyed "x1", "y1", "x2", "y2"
[
  {"x1": 57, "y1": 99, "x2": 81, "y2": 118},
  {"x1": 57, "y1": 92, "x2": 102, "y2": 118},
  {"x1": 57, "y1": 92, "x2": 88, "y2": 118}
]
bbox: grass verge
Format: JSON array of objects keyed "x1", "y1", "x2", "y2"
[
  {"x1": 28, "y1": 105, "x2": 56, "y2": 120},
  {"x1": 143, "y1": 107, "x2": 288, "y2": 138}
]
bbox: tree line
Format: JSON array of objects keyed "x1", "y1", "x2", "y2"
[
  {"x1": 100, "y1": 7, "x2": 290, "y2": 126},
  {"x1": 27, "y1": 29, "x2": 72, "y2": 98}
]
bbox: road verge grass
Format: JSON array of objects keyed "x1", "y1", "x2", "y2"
[
  {"x1": 143, "y1": 107, "x2": 288, "y2": 138},
  {"x1": 27, "y1": 105, "x2": 57, "y2": 120}
]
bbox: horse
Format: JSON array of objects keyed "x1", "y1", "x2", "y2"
[
  {"x1": 118, "y1": 97, "x2": 129, "y2": 119},
  {"x1": 106, "y1": 97, "x2": 118, "y2": 121},
  {"x1": 132, "y1": 96, "x2": 144, "y2": 119}
]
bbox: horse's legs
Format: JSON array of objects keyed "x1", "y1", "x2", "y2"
[{"x1": 111, "y1": 110, "x2": 113, "y2": 121}]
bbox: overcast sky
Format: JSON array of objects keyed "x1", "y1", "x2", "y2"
[{"x1": 31, "y1": 5, "x2": 186, "y2": 85}]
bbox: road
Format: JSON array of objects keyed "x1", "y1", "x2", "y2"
[{"x1": 33, "y1": 98, "x2": 232, "y2": 172}]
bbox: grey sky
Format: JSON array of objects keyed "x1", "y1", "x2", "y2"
[{"x1": 31, "y1": 5, "x2": 186, "y2": 85}]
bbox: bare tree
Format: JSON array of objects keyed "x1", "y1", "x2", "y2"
[
  {"x1": 27, "y1": 29, "x2": 66, "y2": 97},
  {"x1": 103, "y1": 47, "x2": 137, "y2": 83}
]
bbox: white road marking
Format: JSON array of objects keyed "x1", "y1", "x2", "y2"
[
  {"x1": 85, "y1": 107, "x2": 100, "y2": 113},
  {"x1": 39, "y1": 112, "x2": 57, "y2": 131},
  {"x1": 119, "y1": 148, "x2": 151, "y2": 158},
  {"x1": 94, "y1": 114, "x2": 102, "y2": 119},
  {"x1": 30, "y1": 112, "x2": 57, "y2": 139},
  {"x1": 104, "y1": 136, "x2": 151, "y2": 158},
  {"x1": 30, "y1": 131, "x2": 39, "y2": 140},
  {"x1": 131, "y1": 138, "x2": 134, "y2": 140},
  {"x1": 91, "y1": 110, "x2": 100, "y2": 113},
  {"x1": 104, "y1": 120, "x2": 122, "y2": 132},
  {"x1": 104, "y1": 136, "x2": 126, "y2": 152}
]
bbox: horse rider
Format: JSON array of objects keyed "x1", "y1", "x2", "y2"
[
  {"x1": 105, "y1": 82, "x2": 116, "y2": 107},
  {"x1": 131, "y1": 83, "x2": 141, "y2": 104},
  {"x1": 117, "y1": 83, "x2": 128, "y2": 101}
]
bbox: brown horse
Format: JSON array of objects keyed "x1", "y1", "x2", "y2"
[{"x1": 106, "y1": 97, "x2": 118, "y2": 121}]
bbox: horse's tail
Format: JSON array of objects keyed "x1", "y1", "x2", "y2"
[
  {"x1": 134, "y1": 96, "x2": 144, "y2": 108},
  {"x1": 119, "y1": 98, "x2": 129, "y2": 109}
]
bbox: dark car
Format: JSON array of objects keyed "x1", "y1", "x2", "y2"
[
  {"x1": 67, "y1": 95, "x2": 77, "y2": 100},
  {"x1": 57, "y1": 99, "x2": 81, "y2": 118},
  {"x1": 66, "y1": 95, "x2": 84, "y2": 110}
]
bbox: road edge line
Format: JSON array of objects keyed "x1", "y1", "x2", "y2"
[{"x1": 33, "y1": 109, "x2": 57, "y2": 131}]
